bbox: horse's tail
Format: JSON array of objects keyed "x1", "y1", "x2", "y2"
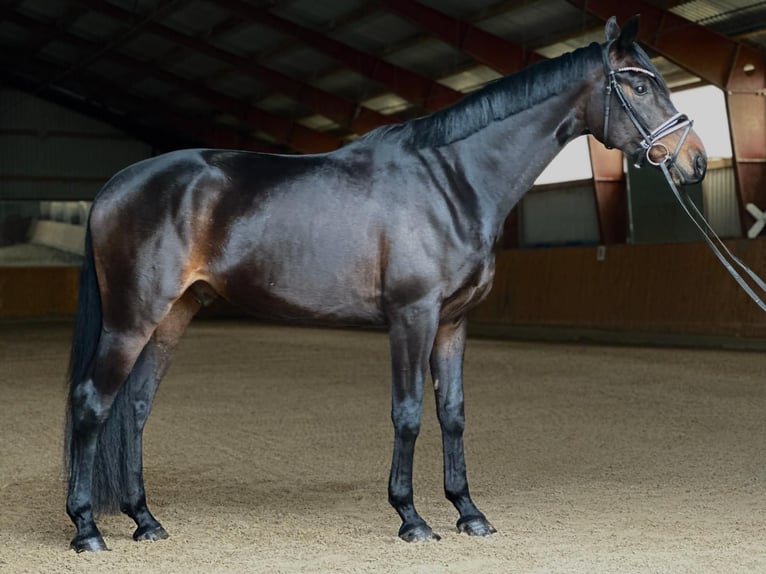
[
  {"x1": 65, "y1": 224, "x2": 101, "y2": 481},
  {"x1": 65, "y1": 224, "x2": 142, "y2": 513}
]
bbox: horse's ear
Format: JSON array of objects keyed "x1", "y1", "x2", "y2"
[
  {"x1": 617, "y1": 15, "x2": 640, "y2": 50},
  {"x1": 605, "y1": 16, "x2": 621, "y2": 42}
]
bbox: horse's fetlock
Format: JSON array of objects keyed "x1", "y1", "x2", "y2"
[
  {"x1": 388, "y1": 491, "x2": 413, "y2": 510},
  {"x1": 445, "y1": 486, "x2": 469, "y2": 505},
  {"x1": 66, "y1": 497, "x2": 92, "y2": 521}
]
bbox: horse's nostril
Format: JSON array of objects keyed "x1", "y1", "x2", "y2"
[{"x1": 695, "y1": 153, "x2": 707, "y2": 177}]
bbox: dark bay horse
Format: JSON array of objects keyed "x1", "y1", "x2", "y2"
[{"x1": 65, "y1": 16, "x2": 707, "y2": 552}]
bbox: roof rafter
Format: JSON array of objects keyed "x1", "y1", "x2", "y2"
[
  {"x1": 217, "y1": 0, "x2": 464, "y2": 111},
  {"x1": 7, "y1": 9, "x2": 340, "y2": 154},
  {"x1": 1, "y1": 50, "x2": 281, "y2": 154},
  {"x1": 82, "y1": 0, "x2": 395, "y2": 136},
  {"x1": 382, "y1": 0, "x2": 545, "y2": 75},
  {"x1": 19, "y1": 1, "x2": 89, "y2": 57}
]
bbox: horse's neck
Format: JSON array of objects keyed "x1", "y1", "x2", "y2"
[{"x1": 446, "y1": 85, "x2": 589, "y2": 242}]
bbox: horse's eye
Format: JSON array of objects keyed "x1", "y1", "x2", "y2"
[{"x1": 635, "y1": 84, "x2": 648, "y2": 95}]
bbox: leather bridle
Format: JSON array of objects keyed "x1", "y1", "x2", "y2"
[
  {"x1": 601, "y1": 42, "x2": 693, "y2": 171},
  {"x1": 599, "y1": 42, "x2": 766, "y2": 312}
]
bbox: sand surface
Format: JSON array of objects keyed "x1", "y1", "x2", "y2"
[{"x1": 1, "y1": 321, "x2": 765, "y2": 573}]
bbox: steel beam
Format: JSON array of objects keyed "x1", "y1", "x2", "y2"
[
  {"x1": 726, "y1": 50, "x2": 766, "y2": 235},
  {"x1": 588, "y1": 136, "x2": 627, "y2": 243},
  {"x1": 83, "y1": 0, "x2": 394, "y2": 137},
  {"x1": 1, "y1": 52, "x2": 282, "y2": 154},
  {"x1": 568, "y1": 0, "x2": 766, "y2": 237},
  {"x1": 2, "y1": 73, "x2": 189, "y2": 152},
  {"x1": 7, "y1": 10, "x2": 339, "y2": 154},
  {"x1": 20, "y1": 2, "x2": 89, "y2": 57},
  {"x1": 382, "y1": 0, "x2": 544, "y2": 74},
  {"x1": 216, "y1": 0, "x2": 464, "y2": 112}
]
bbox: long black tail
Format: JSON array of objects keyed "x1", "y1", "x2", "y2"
[
  {"x1": 65, "y1": 225, "x2": 102, "y2": 481},
  {"x1": 64, "y1": 225, "x2": 145, "y2": 513}
]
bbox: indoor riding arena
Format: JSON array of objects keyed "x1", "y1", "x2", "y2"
[{"x1": 1, "y1": 2, "x2": 766, "y2": 574}]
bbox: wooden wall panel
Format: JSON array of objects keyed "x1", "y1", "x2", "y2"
[
  {"x1": 0, "y1": 267, "x2": 79, "y2": 318},
  {"x1": 472, "y1": 239, "x2": 766, "y2": 337},
  {"x1": 3, "y1": 240, "x2": 766, "y2": 340}
]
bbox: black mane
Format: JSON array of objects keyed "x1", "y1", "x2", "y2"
[{"x1": 398, "y1": 42, "x2": 603, "y2": 148}]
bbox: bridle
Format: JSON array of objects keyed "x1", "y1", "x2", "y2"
[
  {"x1": 599, "y1": 42, "x2": 766, "y2": 313},
  {"x1": 601, "y1": 42, "x2": 693, "y2": 171}
]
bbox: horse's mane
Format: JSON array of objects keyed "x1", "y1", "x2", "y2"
[{"x1": 360, "y1": 42, "x2": 604, "y2": 149}]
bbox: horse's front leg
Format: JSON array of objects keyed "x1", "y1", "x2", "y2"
[
  {"x1": 387, "y1": 303, "x2": 440, "y2": 542},
  {"x1": 430, "y1": 318, "x2": 496, "y2": 536}
]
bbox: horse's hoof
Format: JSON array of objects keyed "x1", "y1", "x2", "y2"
[
  {"x1": 70, "y1": 534, "x2": 109, "y2": 553},
  {"x1": 457, "y1": 516, "x2": 497, "y2": 537},
  {"x1": 399, "y1": 522, "x2": 441, "y2": 542},
  {"x1": 133, "y1": 524, "x2": 169, "y2": 542}
]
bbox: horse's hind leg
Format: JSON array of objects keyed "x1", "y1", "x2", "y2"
[
  {"x1": 120, "y1": 291, "x2": 201, "y2": 542},
  {"x1": 67, "y1": 327, "x2": 155, "y2": 552},
  {"x1": 430, "y1": 319, "x2": 495, "y2": 536}
]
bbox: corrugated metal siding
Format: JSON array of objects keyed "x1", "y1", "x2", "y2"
[
  {"x1": 1, "y1": 89, "x2": 121, "y2": 133},
  {"x1": 627, "y1": 161, "x2": 705, "y2": 244},
  {"x1": 520, "y1": 183, "x2": 600, "y2": 247},
  {"x1": 702, "y1": 166, "x2": 740, "y2": 238},
  {"x1": 0, "y1": 90, "x2": 152, "y2": 200}
]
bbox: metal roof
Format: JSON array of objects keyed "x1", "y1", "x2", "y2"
[{"x1": 1, "y1": 0, "x2": 764, "y2": 153}]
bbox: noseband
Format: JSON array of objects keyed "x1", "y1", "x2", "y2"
[
  {"x1": 601, "y1": 43, "x2": 693, "y2": 170},
  {"x1": 599, "y1": 43, "x2": 766, "y2": 313}
]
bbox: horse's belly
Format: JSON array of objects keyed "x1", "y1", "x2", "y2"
[{"x1": 217, "y1": 269, "x2": 385, "y2": 327}]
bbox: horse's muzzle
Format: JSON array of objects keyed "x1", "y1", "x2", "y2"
[
  {"x1": 693, "y1": 151, "x2": 707, "y2": 181},
  {"x1": 675, "y1": 150, "x2": 707, "y2": 185},
  {"x1": 637, "y1": 146, "x2": 707, "y2": 185}
]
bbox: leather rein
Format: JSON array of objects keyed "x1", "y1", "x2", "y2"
[{"x1": 600, "y1": 43, "x2": 766, "y2": 312}]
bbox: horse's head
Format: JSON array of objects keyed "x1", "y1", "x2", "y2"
[{"x1": 586, "y1": 16, "x2": 707, "y2": 185}]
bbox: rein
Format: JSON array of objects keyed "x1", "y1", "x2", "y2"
[
  {"x1": 601, "y1": 43, "x2": 766, "y2": 313},
  {"x1": 660, "y1": 163, "x2": 766, "y2": 313}
]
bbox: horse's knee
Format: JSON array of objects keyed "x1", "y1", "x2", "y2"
[{"x1": 392, "y1": 405, "x2": 421, "y2": 440}]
